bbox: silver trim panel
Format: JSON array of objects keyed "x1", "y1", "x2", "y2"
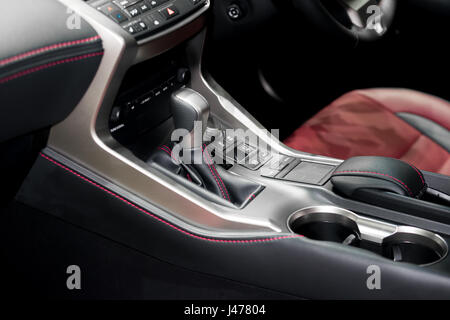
[{"x1": 50, "y1": 0, "x2": 284, "y2": 235}]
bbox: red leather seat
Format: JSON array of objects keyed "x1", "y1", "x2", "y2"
[{"x1": 284, "y1": 88, "x2": 450, "y2": 175}]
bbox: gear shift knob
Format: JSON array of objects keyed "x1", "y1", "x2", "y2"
[{"x1": 171, "y1": 88, "x2": 209, "y2": 149}]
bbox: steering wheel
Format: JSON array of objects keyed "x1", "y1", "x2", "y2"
[{"x1": 291, "y1": 0, "x2": 397, "y2": 43}]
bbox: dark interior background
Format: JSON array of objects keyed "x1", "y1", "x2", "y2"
[{"x1": 205, "y1": 0, "x2": 450, "y2": 140}]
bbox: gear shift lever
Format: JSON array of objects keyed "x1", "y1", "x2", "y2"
[
  {"x1": 171, "y1": 88, "x2": 209, "y2": 151},
  {"x1": 149, "y1": 88, "x2": 262, "y2": 205}
]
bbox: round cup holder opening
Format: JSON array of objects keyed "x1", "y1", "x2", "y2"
[
  {"x1": 381, "y1": 228, "x2": 448, "y2": 266},
  {"x1": 289, "y1": 211, "x2": 361, "y2": 245}
]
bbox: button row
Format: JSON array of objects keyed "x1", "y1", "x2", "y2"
[
  {"x1": 110, "y1": 77, "x2": 177, "y2": 124},
  {"x1": 98, "y1": 0, "x2": 171, "y2": 25},
  {"x1": 123, "y1": 0, "x2": 168, "y2": 17},
  {"x1": 97, "y1": 0, "x2": 206, "y2": 36}
]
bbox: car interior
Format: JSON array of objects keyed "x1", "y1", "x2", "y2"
[{"x1": 1, "y1": 0, "x2": 450, "y2": 299}]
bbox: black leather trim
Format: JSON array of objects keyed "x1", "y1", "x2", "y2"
[
  {"x1": 331, "y1": 156, "x2": 427, "y2": 198},
  {"x1": 396, "y1": 112, "x2": 450, "y2": 152},
  {"x1": 0, "y1": 0, "x2": 103, "y2": 142},
  {"x1": 15, "y1": 151, "x2": 450, "y2": 299},
  {"x1": 148, "y1": 144, "x2": 263, "y2": 207}
]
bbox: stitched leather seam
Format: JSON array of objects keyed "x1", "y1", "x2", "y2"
[
  {"x1": 0, "y1": 51, "x2": 104, "y2": 84},
  {"x1": 159, "y1": 145, "x2": 178, "y2": 164},
  {"x1": 203, "y1": 144, "x2": 231, "y2": 201},
  {"x1": 202, "y1": 146, "x2": 228, "y2": 201},
  {"x1": 211, "y1": 163, "x2": 231, "y2": 201},
  {"x1": 39, "y1": 152, "x2": 301, "y2": 243},
  {"x1": 334, "y1": 170, "x2": 414, "y2": 196},
  {"x1": 409, "y1": 164, "x2": 425, "y2": 186},
  {"x1": 0, "y1": 35, "x2": 101, "y2": 66}
]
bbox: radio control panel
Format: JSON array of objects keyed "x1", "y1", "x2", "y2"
[{"x1": 89, "y1": 0, "x2": 207, "y2": 39}]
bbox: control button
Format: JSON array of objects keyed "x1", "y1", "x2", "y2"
[
  {"x1": 98, "y1": 3, "x2": 120, "y2": 15},
  {"x1": 160, "y1": 5, "x2": 179, "y2": 19},
  {"x1": 153, "y1": 87, "x2": 162, "y2": 97},
  {"x1": 237, "y1": 143, "x2": 256, "y2": 157},
  {"x1": 137, "y1": 20, "x2": 147, "y2": 30},
  {"x1": 149, "y1": 0, "x2": 168, "y2": 8},
  {"x1": 257, "y1": 150, "x2": 272, "y2": 166},
  {"x1": 124, "y1": 24, "x2": 139, "y2": 34},
  {"x1": 110, "y1": 106, "x2": 122, "y2": 123},
  {"x1": 138, "y1": 2, "x2": 150, "y2": 12},
  {"x1": 110, "y1": 10, "x2": 128, "y2": 23},
  {"x1": 115, "y1": 0, "x2": 140, "y2": 8},
  {"x1": 225, "y1": 135, "x2": 237, "y2": 147},
  {"x1": 189, "y1": 0, "x2": 203, "y2": 5},
  {"x1": 166, "y1": 76, "x2": 176, "y2": 87},
  {"x1": 227, "y1": 144, "x2": 255, "y2": 163},
  {"x1": 227, "y1": 4, "x2": 243, "y2": 20},
  {"x1": 176, "y1": 68, "x2": 191, "y2": 84},
  {"x1": 161, "y1": 83, "x2": 170, "y2": 93},
  {"x1": 126, "y1": 6, "x2": 141, "y2": 17},
  {"x1": 260, "y1": 167, "x2": 280, "y2": 178},
  {"x1": 268, "y1": 154, "x2": 294, "y2": 171},
  {"x1": 243, "y1": 156, "x2": 261, "y2": 170},
  {"x1": 117, "y1": 0, "x2": 131, "y2": 7},
  {"x1": 153, "y1": 18, "x2": 161, "y2": 26},
  {"x1": 133, "y1": 21, "x2": 144, "y2": 32},
  {"x1": 124, "y1": 101, "x2": 137, "y2": 115},
  {"x1": 137, "y1": 92, "x2": 153, "y2": 106},
  {"x1": 146, "y1": 12, "x2": 164, "y2": 27}
]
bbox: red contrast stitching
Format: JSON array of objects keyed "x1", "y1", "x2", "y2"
[
  {"x1": 202, "y1": 146, "x2": 228, "y2": 201},
  {"x1": 409, "y1": 164, "x2": 425, "y2": 186},
  {"x1": 203, "y1": 144, "x2": 231, "y2": 201},
  {"x1": 158, "y1": 146, "x2": 172, "y2": 157},
  {"x1": 334, "y1": 170, "x2": 414, "y2": 196},
  {"x1": 158, "y1": 145, "x2": 179, "y2": 164},
  {"x1": 0, "y1": 51, "x2": 104, "y2": 84},
  {"x1": 0, "y1": 35, "x2": 101, "y2": 66},
  {"x1": 39, "y1": 152, "x2": 301, "y2": 243}
]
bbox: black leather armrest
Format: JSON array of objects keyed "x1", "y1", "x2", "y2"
[
  {"x1": 331, "y1": 156, "x2": 427, "y2": 199},
  {"x1": 0, "y1": 0, "x2": 103, "y2": 142}
]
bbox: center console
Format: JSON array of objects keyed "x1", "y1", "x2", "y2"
[{"x1": 17, "y1": 0, "x2": 450, "y2": 298}]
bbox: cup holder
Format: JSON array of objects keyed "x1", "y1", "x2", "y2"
[
  {"x1": 288, "y1": 206, "x2": 448, "y2": 266},
  {"x1": 289, "y1": 208, "x2": 361, "y2": 245},
  {"x1": 381, "y1": 227, "x2": 448, "y2": 265}
]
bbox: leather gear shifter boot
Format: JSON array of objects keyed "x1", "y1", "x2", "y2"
[
  {"x1": 149, "y1": 143, "x2": 263, "y2": 205},
  {"x1": 152, "y1": 144, "x2": 232, "y2": 202}
]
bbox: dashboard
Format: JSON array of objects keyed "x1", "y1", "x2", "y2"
[{"x1": 88, "y1": 0, "x2": 207, "y2": 39}]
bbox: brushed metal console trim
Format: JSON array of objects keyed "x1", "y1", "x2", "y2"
[
  {"x1": 49, "y1": 0, "x2": 285, "y2": 235},
  {"x1": 186, "y1": 30, "x2": 343, "y2": 165}
]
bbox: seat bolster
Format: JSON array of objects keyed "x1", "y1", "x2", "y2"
[
  {"x1": 396, "y1": 112, "x2": 450, "y2": 152},
  {"x1": 356, "y1": 88, "x2": 450, "y2": 130},
  {"x1": 284, "y1": 89, "x2": 450, "y2": 176}
]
